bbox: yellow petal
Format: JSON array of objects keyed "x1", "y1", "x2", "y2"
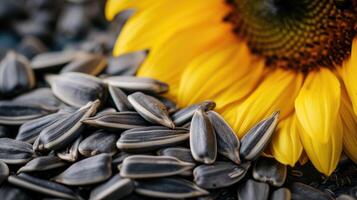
[
  {"x1": 340, "y1": 37, "x2": 357, "y2": 116},
  {"x1": 295, "y1": 69, "x2": 342, "y2": 175},
  {"x1": 105, "y1": 0, "x2": 156, "y2": 20},
  {"x1": 270, "y1": 114, "x2": 303, "y2": 167},
  {"x1": 228, "y1": 69, "x2": 303, "y2": 138}
]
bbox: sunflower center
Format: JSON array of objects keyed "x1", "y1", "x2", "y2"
[{"x1": 226, "y1": 0, "x2": 357, "y2": 72}]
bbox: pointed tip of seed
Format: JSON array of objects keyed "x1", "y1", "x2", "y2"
[{"x1": 272, "y1": 111, "x2": 280, "y2": 119}]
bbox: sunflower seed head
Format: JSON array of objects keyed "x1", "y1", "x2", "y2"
[
  {"x1": 89, "y1": 174, "x2": 134, "y2": 200},
  {"x1": 108, "y1": 85, "x2": 134, "y2": 112},
  {"x1": 172, "y1": 100, "x2": 216, "y2": 126},
  {"x1": 105, "y1": 50, "x2": 148, "y2": 76},
  {"x1": 78, "y1": 130, "x2": 118, "y2": 157},
  {"x1": 157, "y1": 147, "x2": 196, "y2": 164},
  {"x1": 120, "y1": 155, "x2": 194, "y2": 179},
  {"x1": 31, "y1": 51, "x2": 76, "y2": 70},
  {"x1": 128, "y1": 92, "x2": 174, "y2": 128},
  {"x1": 17, "y1": 155, "x2": 67, "y2": 174},
  {"x1": 0, "y1": 138, "x2": 34, "y2": 164},
  {"x1": 240, "y1": 111, "x2": 279, "y2": 161},
  {"x1": 252, "y1": 157, "x2": 287, "y2": 187},
  {"x1": 271, "y1": 188, "x2": 291, "y2": 200},
  {"x1": 190, "y1": 109, "x2": 217, "y2": 164},
  {"x1": 237, "y1": 179, "x2": 270, "y2": 200},
  {"x1": 290, "y1": 182, "x2": 334, "y2": 200},
  {"x1": 60, "y1": 52, "x2": 107, "y2": 76}
]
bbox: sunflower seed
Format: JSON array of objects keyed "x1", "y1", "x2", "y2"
[
  {"x1": 135, "y1": 177, "x2": 209, "y2": 199},
  {"x1": 0, "y1": 184, "x2": 32, "y2": 200},
  {"x1": 240, "y1": 111, "x2": 279, "y2": 161},
  {"x1": 82, "y1": 111, "x2": 150, "y2": 130},
  {"x1": 155, "y1": 95, "x2": 178, "y2": 114},
  {"x1": 193, "y1": 162, "x2": 250, "y2": 189},
  {"x1": 78, "y1": 130, "x2": 118, "y2": 157},
  {"x1": 108, "y1": 85, "x2": 133, "y2": 112},
  {"x1": 271, "y1": 188, "x2": 291, "y2": 200},
  {"x1": 0, "y1": 101, "x2": 57, "y2": 125},
  {"x1": 46, "y1": 72, "x2": 105, "y2": 107},
  {"x1": 31, "y1": 51, "x2": 76, "y2": 70},
  {"x1": 237, "y1": 179, "x2": 270, "y2": 200},
  {"x1": 172, "y1": 100, "x2": 216, "y2": 126},
  {"x1": 16, "y1": 112, "x2": 68, "y2": 143},
  {"x1": 190, "y1": 109, "x2": 217, "y2": 164},
  {"x1": 61, "y1": 52, "x2": 107, "y2": 76},
  {"x1": 105, "y1": 50, "x2": 148, "y2": 76},
  {"x1": 103, "y1": 76, "x2": 168, "y2": 94},
  {"x1": 117, "y1": 126, "x2": 189, "y2": 152},
  {"x1": 0, "y1": 51, "x2": 35, "y2": 97},
  {"x1": 0, "y1": 160, "x2": 9, "y2": 184},
  {"x1": 0, "y1": 138, "x2": 34, "y2": 164},
  {"x1": 17, "y1": 155, "x2": 67, "y2": 174},
  {"x1": 89, "y1": 174, "x2": 134, "y2": 200},
  {"x1": 120, "y1": 155, "x2": 194, "y2": 179},
  {"x1": 52, "y1": 153, "x2": 112, "y2": 186},
  {"x1": 252, "y1": 157, "x2": 287, "y2": 187},
  {"x1": 57, "y1": 135, "x2": 82, "y2": 162},
  {"x1": 289, "y1": 182, "x2": 333, "y2": 200},
  {"x1": 8, "y1": 174, "x2": 80, "y2": 200},
  {"x1": 112, "y1": 152, "x2": 132, "y2": 167},
  {"x1": 157, "y1": 147, "x2": 195, "y2": 164},
  {"x1": 336, "y1": 195, "x2": 356, "y2": 200},
  {"x1": 207, "y1": 110, "x2": 240, "y2": 164},
  {"x1": 13, "y1": 88, "x2": 62, "y2": 109},
  {"x1": 128, "y1": 92, "x2": 174, "y2": 128},
  {"x1": 16, "y1": 36, "x2": 47, "y2": 59},
  {"x1": 39, "y1": 100, "x2": 100, "y2": 150}
]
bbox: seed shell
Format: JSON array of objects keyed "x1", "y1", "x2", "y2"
[
  {"x1": 252, "y1": 157, "x2": 287, "y2": 187},
  {"x1": 103, "y1": 76, "x2": 168, "y2": 94},
  {"x1": 157, "y1": 147, "x2": 195, "y2": 164},
  {"x1": 60, "y1": 52, "x2": 107, "y2": 76},
  {"x1": 0, "y1": 138, "x2": 34, "y2": 164},
  {"x1": 89, "y1": 174, "x2": 134, "y2": 200},
  {"x1": 17, "y1": 155, "x2": 67, "y2": 174},
  {"x1": 57, "y1": 135, "x2": 83, "y2": 162},
  {"x1": 0, "y1": 160, "x2": 9, "y2": 184},
  {"x1": 289, "y1": 182, "x2": 333, "y2": 200},
  {"x1": 172, "y1": 100, "x2": 216, "y2": 126},
  {"x1": 78, "y1": 130, "x2": 118, "y2": 157},
  {"x1": 271, "y1": 188, "x2": 291, "y2": 200},
  {"x1": 237, "y1": 179, "x2": 270, "y2": 200},
  {"x1": 105, "y1": 50, "x2": 147, "y2": 76},
  {"x1": 108, "y1": 85, "x2": 133, "y2": 112}
]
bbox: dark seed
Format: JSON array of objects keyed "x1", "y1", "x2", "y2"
[
  {"x1": 271, "y1": 188, "x2": 291, "y2": 200},
  {"x1": 252, "y1": 157, "x2": 287, "y2": 187},
  {"x1": 172, "y1": 100, "x2": 216, "y2": 126},
  {"x1": 78, "y1": 130, "x2": 118, "y2": 156},
  {"x1": 0, "y1": 184, "x2": 32, "y2": 200},
  {"x1": 105, "y1": 50, "x2": 147, "y2": 76},
  {"x1": 57, "y1": 135, "x2": 83, "y2": 162},
  {"x1": 0, "y1": 138, "x2": 34, "y2": 164},
  {"x1": 108, "y1": 85, "x2": 134, "y2": 112},
  {"x1": 17, "y1": 155, "x2": 67, "y2": 174},
  {"x1": 0, "y1": 160, "x2": 9, "y2": 184},
  {"x1": 89, "y1": 174, "x2": 134, "y2": 200},
  {"x1": 289, "y1": 182, "x2": 333, "y2": 200},
  {"x1": 157, "y1": 147, "x2": 195, "y2": 164},
  {"x1": 103, "y1": 76, "x2": 168, "y2": 94},
  {"x1": 31, "y1": 51, "x2": 76, "y2": 70},
  {"x1": 13, "y1": 88, "x2": 61, "y2": 109},
  {"x1": 237, "y1": 179, "x2": 270, "y2": 200},
  {"x1": 60, "y1": 52, "x2": 107, "y2": 76}
]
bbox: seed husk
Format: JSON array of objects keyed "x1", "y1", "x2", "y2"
[
  {"x1": 0, "y1": 184, "x2": 32, "y2": 200},
  {"x1": 46, "y1": 72, "x2": 105, "y2": 108},
  {"x1": 172, "y1": 100, "x2": 216, "y2": 126},
  {"x1": 237, "y1": 179, "x2": 270, "y2": 200},
  {"x1": 271, "y1": 188, "x2": 291, "y2": 200},
  {"x1": 13, "y1": 87, "x2": 62, "y2": 109},
  {"x1": 16, "y1": 112, "x2": 68, "y2": 143},
  {"x1": 0, "y1": 160, "x2": 9, "y2": 184},
  {"x1": 128, "y1": 92, "x2": 174, "y2": 128},
  {"x1": 157, "y1": 147, "x2": 195, "y2": 164},
  {"x1": 31, "y1": 51, "x2": 76, "y2": 70},
  {"x1": 103, "y1": 76, "x2": 168, "y2": 94},
  {"x1": 17, "y1": 155, "x2": 67, "y2": 174},
  {"x1": 60, "y1": 52, "x2": 107, "y2": 76},
  {"x1": 52, "y1": 153, "x2": 112, "y2": 186},
  {"x1": 39, "y1": 100, "x2": 100, "y2": 150},
  {"x1": 117, "y1": 126, "x2": 189, "y2": 152},
  {"x1": 120, "y1": 155, "x2": 194, "y2": 179},
  {"x1": 82, "y1": 111, "x2": 150, "y2": 130},
  {"x1": 105, "y1": 50, "x2": 147, "y2": 76},
  {"x1": 0, "y1": 138, "x2": 34, "y2": 164},
  {"x1": 16, "y1": 36, "x2": 47, "y2": 60},
  {"x1": 240, "y1": 111, "x2": 279, "y2": 161},
  {"x1": 0, "y1": 101, "x2": 58, "y2": 125},
  {"x1": 207, "y1": 110, "x2": 240, "y2": 164},
  {"x1": 8, "y1": 173, "x2": 80, "y2": 200},
  {"x1": 252, "y1": 157, "x2": 287, "y2": 187},
  {"x1": 135, "y1": 177, "x2": 209, "y2": 199},
  {"x1": 108, "y1": 85, "x2": 133, "y2": 112},
  {"x1": 156, "y1": 95, "x2": 178, "y2": 114},
  {"x1": 193, "y1": 162, "x2": 250, "y2": 189},
  {"x1": 0, "y1": 51, "x2": 35, "y2": 97},
  {"x1": 78, "y1": 130, "x2": 118, "y2": 157},
  {"x1": 89, "y1": 174, "x2": 134, "y2": 200},
  {"x1": 190, "y1": 109, "x2": 217, "y2": 164},
  {"x1": 57, "y1": 135, "x2": 83, "y2": 162},
  {"x1": 289, "y1": 182, "x2": 333, "y2": 200},
  {"x1": 112, "y1": 152, "x2": 132, "y2": 167}
]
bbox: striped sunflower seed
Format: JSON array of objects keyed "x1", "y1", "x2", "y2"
[
  {"x1": 157, "y1": 147, "x2": 195, "y2": 164},
  {"x1": 31, "y1": 51, "x2": 76, "y2": 70},
  {"x1": 16, "y1": 112, "x2": 68, "y2": 143},
  {"x1": 105, "y1": 50, "x2": 147, "y2": 76},
  {"x1": 103, "y1": 76, "x2": 168, "y2": 94},
  {"x1": 0, "y1": 138, "x2": 34, "y2": 164},
  {"x1": 112, "y1": 152, "x2": 132, "y2": 167},
  {"x1": 237, "y1": 179, "x2": 270, "y2": 200},
  {"x1": 108, "y1": 85, "x2": 134, "y2": 112},
  {"x1": 155, "y1": 95, "x2": 178, "y2": 114},
  {"x1": 13, "y1": 88, "x2": 62, "y2": 109},
  {"x1": 60, "y1": 52, "x2": 107, "y2": 76},
  {"x1": 89, "y1": 174, "x2": 134, "y2": 200},
  {"x1": 0, "y1": 101, "x2": 57, "y2": 125},
  {"x1": 207, "y1": 110, "x2": 240, "y2": 164},
  {"x1": 135, "y1": 177, "x2": 209, "y2": 199},
  {"x1": 290, "y1": 182, "x2": 333, "y2": 200},
  {"x1": 57, "y1": 135, "x2": 83, "y2": 162},
  {"x1": 82, "y1": 111, "x2": 150, "y2": 130},
  {"x1": 46, "y1": 72, "x2": 106, "y2": 108},
  {"x1": 271, "y1": 188, "x2": 291, "y2": 200},
  {"x1": 193, "y1": 162, "x2": 250, "y2": 189},
  {"x1": 8, "y1": 174, "x2": 81, "y2": 200},
  {"x1": 0, "y1": 184, "x2": 31, "y2": 200},
  {"x1": 128, "y1": 92, "x2": 174, "y2": 128},
  {"x1": 172, "y1": 100, "x2": 216, "y2": 126},
  {"x1": 0, "y1": 51, "x2": 35, "y2": 97},
  {"x1": 0, "y1": 160, "x2": 9, "y2": 184},
  {"x1": 190, "y1": 109, "x2": 217, "y2": 164},
  {"x1": 240, "y1": 111, "x2": 279, "y2": 161},
  {"x1": 78, "y1": 130, "x2": 118, "y2": 157},
  {"x1": 39, "y1": 100, "x2": 100, "y2": 150},
  {"x1": 120, "y1": 155, "x2": 194, "y2": 179},
  {"x1": 52, "y1": 153, "x2": 112, "y2": 186},
  {"x1": 252, "y1": 157, "x2": 287, "y2": 187},
  {"x1": 117, "y1": 126, "x2": 189, "y2": 152},
  {"x1": 17, "y1": 155, "x2": 67, "y2": 174}
]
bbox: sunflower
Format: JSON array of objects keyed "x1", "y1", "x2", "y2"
[{"x1": 105, "y1": 0, "x2": 357, "y2": 175}]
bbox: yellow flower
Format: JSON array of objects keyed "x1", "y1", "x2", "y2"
[{"x1": 106, "y1": 0, "x2": 357, "y2": 175}]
